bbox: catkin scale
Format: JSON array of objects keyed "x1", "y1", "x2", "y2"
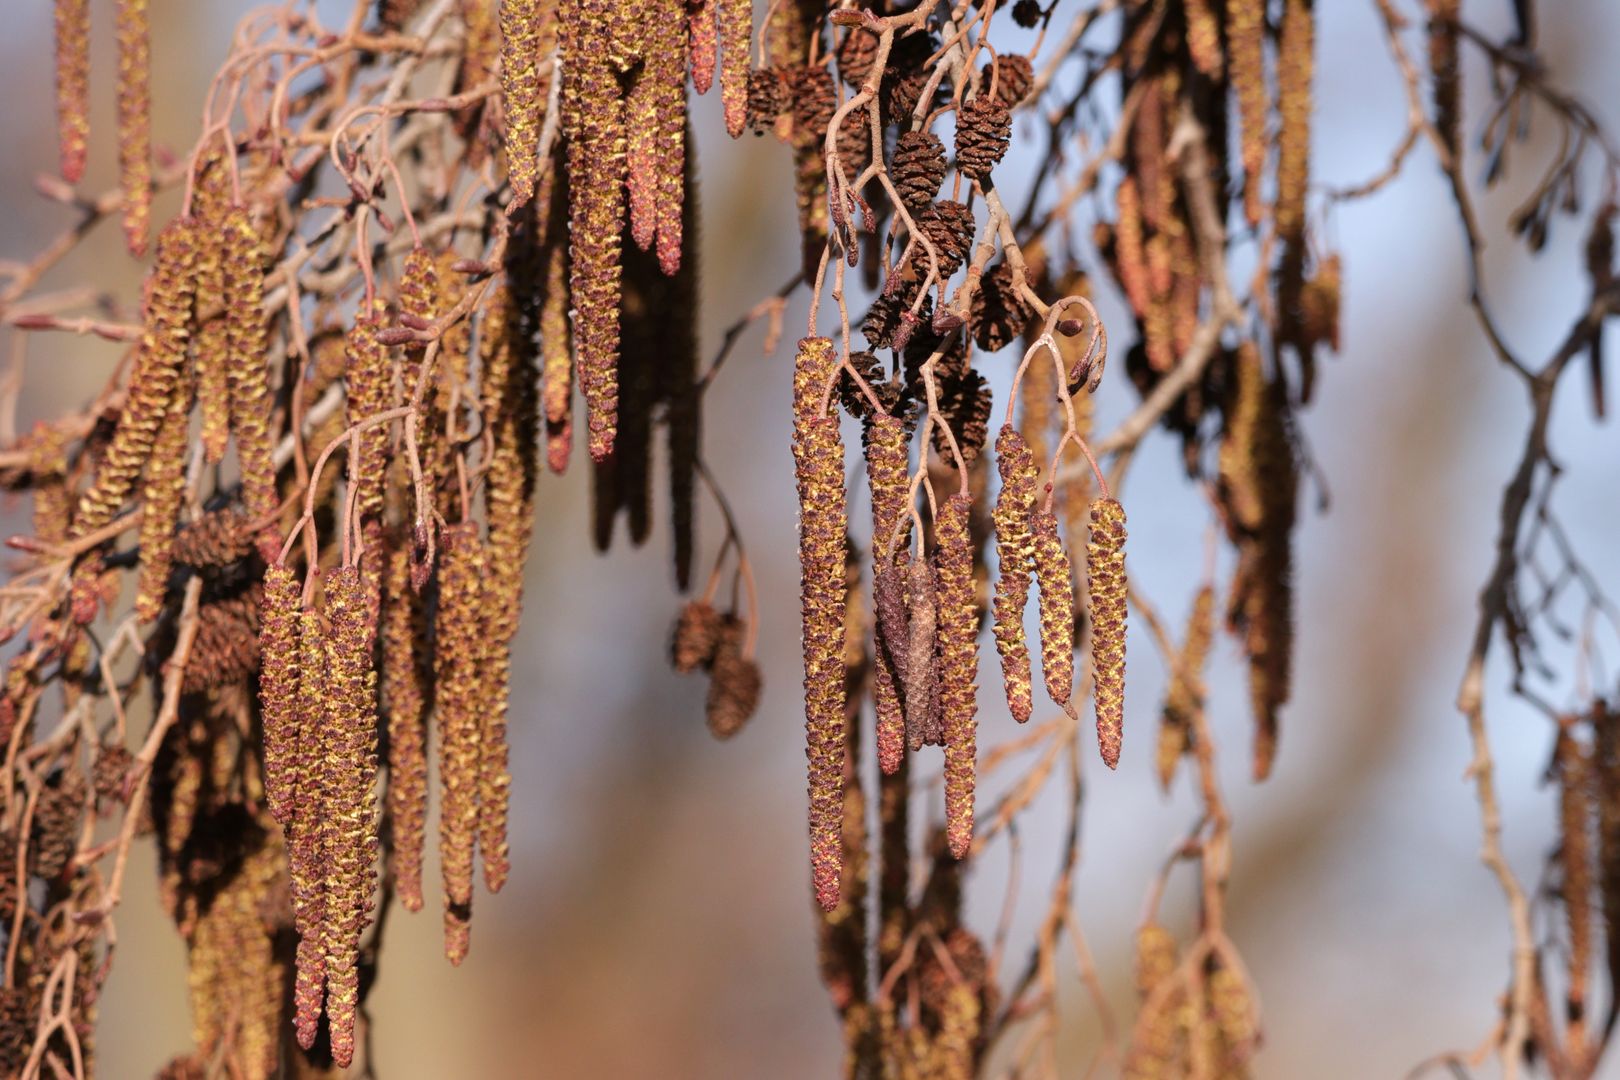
[
  {"x1": 935, "y1": 493, "x2": 977, "y2": 859},
  {"x1": 991, "y1": 426, "x2": 1039, "y2": 723},
  {"x1": 793, "y1": 338, "x2": 848, "y2": 912},
  {"x1": 1087, "y1": 496, "x2": 1128, "y2": 769}
]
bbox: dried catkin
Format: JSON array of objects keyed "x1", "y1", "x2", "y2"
[
  {"x1": 563, "y1": 3, "x2": 627, "y2": 463},
  {"x1": 221, "y1": 209, "x2": 280, "y2": 562},
  {"x1": 381, "y1": 533, "x2": 430, "y2": 912},
  {"x1": 54, "y1": 0, "x2": 90, "y2": 184},
  {"x1": 1088, "y1": 496, "x2": 1128, "y2": 769},
  {"x1": 115, "y1": 0, "x2": 151, "y2": 255},
  {"x1": 1228, "y1": 0, "x2": 1266, "y2": 227},
  {"x1": 1031, "y1": 510, "x2": 1076, "y2": 714},
  {"x1": 434, "y1": 522, "x2": 486, "y2": 962},
  {"x1": 935, "y1": 493, "x2": 977, "y2": 859},
  {"x1": 992, "y1": 426, "x2": 1039, "y2": 723},
  {"x1": 706, "y1": 618, "x2": 762, "y2": 739},
  {"x1": 134, "y1": 374, "x2": 193, "y2": 623},
  {"x1": 1156, "y1": 584, "x2": 1213, "y2": 791},
  {"x1": 793, "y1": 337, "x2": 848, "y2": 912},
  {"x1": 500, "y1": 0, "x2": 543, "y2": 205},
  {"x1": 866, "y1": 414, "x2": 911, "y2": 775},
  {"x1": 320, "y1": 566, "x2": 379, "y2": 1069},
  {"x1": 257, "y1": 566, "x2": 301, "y2": 825}
]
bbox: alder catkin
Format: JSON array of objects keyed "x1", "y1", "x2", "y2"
[
  {"x1": 434, "y1": 522, "x2": 486, "y2": 962},
  {"x1": 381, "y1": 533, "x2": 430, "y2": 912},
  {"x1": 115, "y1": 0, "x2": 152, "y2": 255},
  {"x1": 935, "y1": 493, "x2": 977, "y2": 859},
  {"x1": 134, "y1": 375, "x2": 193, "y2": 623},
  {"x1": 345, "y1": 299, "x2": 392, "y2": 525},
  {"x1": 1156, "y1": 584, "x2": 1213, "y2": 791},
  {"x1": 866, "y1": 414, "x2": 911, "y2": 776},
  {"x1": 1087, "y1": 496, "x2": 1128, "y2": 769},
  {"x1": 1557, "y1": 728, "x2": 1595, "y2": 1038},
  {"x1": 992, "y1": 426, "x2": 1039, "y2": 723},
  {"x1": 290, "y1": 608, "x2": 327, "y2": 1051},
  {"x1": 718, "y1": 0, "x2": 752, "y2": 138},
  {"x1": 1228, "y1": 0, "x2": 1266, "y2": 227},
  {"x1": 500, "y1": 0, "x2": 543, "y2": 205},
  {"x1": 793, "y1": 337, "x2": 848, "y2": 912},
  {"x1": 904, "y1": 552, "x2": 941, "y2": 751},
  {"x1": 1031, "y1": 509, "x2": 1077, "y2": 715},
  {"x1": 258, "y1": 566, "x2": 301, "y2": 826},
  {"x1": 54, "y1": 0, "x2": 90, "y2": 184},
  {"x1": 221, "y1": 209, "x2": 281, "y2": 562}
]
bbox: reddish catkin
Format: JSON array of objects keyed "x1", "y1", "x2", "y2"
[
  {"x1": 257, "y1": 565, "x2": 301, "y2": 826},
  {"x1": 537, "y1": 160, "x2": 575, "y2": 474},
  {"x1": 935, "y1": 493, "x2": 977, "y2": 859},
  {"x1": 134, "y1": 373, "x2": 194, "y2": 623},
  {"x1": 1228, "y1": 0, "x2": 1266, "y2": 227},
  {"x1": 320, "y1": 567, "x2": 379, "y2": 1069},
  {"x1": 991, "y1": 426, "x2": 1039, "y2": 723},
  {"x1": 500, "y1": 0, "x2": 543, "y2": 205},
  {"x1": 433, "y1": 522, "x2": 487, "y2": 962},
  {"x1": 115, "y1": 0, "x2": 152, "y2": 255},
  {"x1": 651, "y1": 0, "x2": 687, "y2": 276},
  {"x1": 563, "y1": 1, "x2": 626, "y2": 463},
  {"x1": 74, "y1": 219, "x2": 198, "y2": 535},
  {"x1": 865, "y1": 414, "x2": 911, "y2": 776},
  {"x1": 381, "y1": 534, "x2": 430, "y2": 912},
  {"x1": 221, "y1": 209, "x2": 281, "y2": 562},
  {"x1": 718, "y1": 0, "x2": 751, "y2": 138},
  {"x1": 1031, "y1": 509, "x2": 1076, "y2": 714},
  {"x1": 904, "y1": 551, "x2": 941, "y2": 751},
  {"x1": 53, "y1": 0, "x2": 90, "y2": 184},
  {"x1": 793, "y1": 337, "x2": 848, "y2": 912},
  {"x1": 1088, "y1": 496, "x2": 1128, "y2": 769},
  {"x1": 290, "y1": 607, "x2": 328, "y2": 1051}
]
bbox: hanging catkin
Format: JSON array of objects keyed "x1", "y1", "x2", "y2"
[
  {"x1": 381, "y1": 531, "x2": 430, "y2": 912},
  {"x1": 1556, "y1": 729, "x2": 1595, "y2": 1045},
  {"x1": 537, "y1": 158, "x2": 575, "y2": 475},
  {"x1": 793, "y1": 337, "x2": 848, "y2": 912},
  {"x1": 319, "y1": 566, "x2": 379, "y2": 1070},
  {"x1": 865, "y1": 413, "x2": 911, "y2": 776},
  {"x1": 1088, "y1": 496, "x2": 1128, "y2": 769},
  {"x1": 290, "y1": 607, "x2": 327, "y2": 1051},
  {"x1": 115, "y1": 0, "x2": 152, "y2": 255},
  {"x1": 991, "y1": 426, "x2": 1039, "y2": 723},
  {"x1": 1156, "y1": 583, "x2": 1213, "y2": 791},
  {"x1": 935, "y1": 493, "x2": 977, "y2": 859},
  {"x1": 1228, "y1": 0, "x2": 1266, "y2": 227},
  {"x1": 258, "y1": 566, "x2": 300, "y2": 826},
  {"x1": 221, "y1": 209, "x2": 281, "y2": 561},
  {"x1": 134, "y1": 373, "x2": 194, "y2": 623},
  {"x1": 1031, "y1": 509, "x2": 1076, "y2": 714},
  {"x1": 433, "y1": 522, "x2": 487, "y2": 963},
  {"x1": 718, "y1": 0, "x2": 752, "y2": 138},
  {"x1": 54, "y1": 0, "x2": 90, "y2": 184},
  {"x1": 500, "y1": 0, "x2": 543, "y2": 205},
  {"x1": 191, "y1": 161, "x2": 233, "y2": 465},
  {"x1": 344, "y1": 299, "x2": 393, "y2": 524},
  {"x1": 74, "y1": 219, "x2": 198, "y2": 536}
]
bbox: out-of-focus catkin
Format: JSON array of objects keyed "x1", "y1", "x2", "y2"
[
  {"x1": 936, "y1": 493, "x2": 977, "y2": 859},
  {"x1": 54, "y1": 0, "x2": 90, "y2": 184},
  {"x1": 1087, "y1": 496, "x2": 1127, "y2": 769},
  {"x1": 1156, "y1": 584, "x2": 1213, "y2": 791},
  {"x1": 115, "y1": 0, "x2": 152, "y2": 255},
  {"x1": 992, "y1": 426, "x2": 1039, "y2": 723},
  {"x1": 1228, "y1": 0, "x2": 1266, "y2": 227},
  {"x1": 793, "y1": 337, "x2": 848, "y2": 912}
]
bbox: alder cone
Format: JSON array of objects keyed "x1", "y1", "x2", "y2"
[
  {"x1": 836, "y1": 27, "x2": 878, "y2": 89},
  {"x1": 971, "y1": 262, "x2": 1034, "y2": 352},
  {"x1": 916, "y1": 201, "x2": 975, "y2": 278},
  {"x1": 706, "y1": 619, "x2": 762, "y2": 739},
  {"x1": 671, "y1": 600, "x2": 724, "y2": 673},
  {"x1": 745, "y1": 68, "x2": 787, "y2": 135},
  {"x1": 977, "y1": 54, "x2": 1034, "y2": 107},
  {"x1": 789, "y1": 65, "x2": 837, "y2": 138},
  {"x1": 955, "y1": 98, "x2": 1011, "y2": 182},
  {"x1": 893, "y1": 131, "x2": 947, "y2": 212}
]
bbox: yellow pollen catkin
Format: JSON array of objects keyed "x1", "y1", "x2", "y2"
[{"x1": 1087, "y1": 496, "x2": 1128, "y2": 769}]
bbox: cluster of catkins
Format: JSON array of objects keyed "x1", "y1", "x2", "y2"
[{"x1": 792, "y1": 335, "x2": 1127, "y2": 912}]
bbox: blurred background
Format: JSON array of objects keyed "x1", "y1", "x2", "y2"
[{"x1": 4, "y1": 1, "x2": 1619, "y2": 1076}]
